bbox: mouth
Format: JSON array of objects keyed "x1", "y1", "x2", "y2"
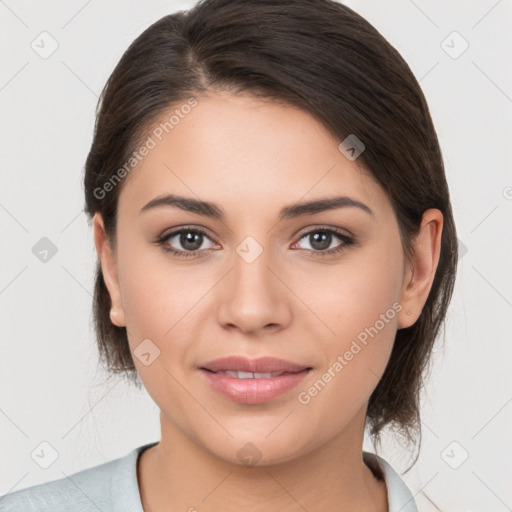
[
  {"x1": 198, "y1": 356, "x2": 312, "y2": 404},
  {"x1": 201, "y1": 369, "x2": 301, "y2": 379}
]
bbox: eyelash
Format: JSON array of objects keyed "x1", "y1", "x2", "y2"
[{"x1": 154, "y1": 226, "x2": 356, "y2": 259}]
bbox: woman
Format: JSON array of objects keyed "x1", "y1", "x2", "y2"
[{"x1": 0, "y1": 0, "x2": 457, "y2": 510}]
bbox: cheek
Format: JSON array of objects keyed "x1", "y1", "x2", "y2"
[
  {"x1": 117, "y1": 219, "x2": 196, "y2": 318},
  {"x1": 297, "y1": 235, "x2": 404, "y2": 402},
  {"x1": 302, "y1": 233, "x2": 404, "y2": 340},
  {"x1": 115, "y1": 245, "x2": 203, "y2": 412},
  {"x1": 115, "y1": 236, "x2": 199, "y2": 356}
]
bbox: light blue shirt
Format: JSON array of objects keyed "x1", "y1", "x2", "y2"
[{"x1": 0, "y1": 442, "x2": 418, "y2": 511}]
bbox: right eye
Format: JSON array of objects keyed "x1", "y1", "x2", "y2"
[{"x1": 155, "y1": 227, "x2": 219, "y2": 258}]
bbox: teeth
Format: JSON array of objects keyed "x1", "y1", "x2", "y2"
[
  {"x1": 238, "y1": 371, "x2": 256, "y2": 379},
  {"x1": 215, "y1": 370, "x2": 285, "y2": 378}
]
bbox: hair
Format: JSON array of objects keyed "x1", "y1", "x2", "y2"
[{"x1": 82, "y1": 0, "x2": 458, "y2": 463}]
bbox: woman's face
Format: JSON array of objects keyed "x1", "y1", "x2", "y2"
[{"x1": 95, "y1": 91, "x2": 416, "y2": 465}]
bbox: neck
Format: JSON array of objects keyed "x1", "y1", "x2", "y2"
[{"x1": 137, "y1": 407, "x2": 388, "y2": 512}]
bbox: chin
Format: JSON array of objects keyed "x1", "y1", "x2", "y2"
[{"x1": 200, "y1": 429, "x2": 312, "y2": 468}]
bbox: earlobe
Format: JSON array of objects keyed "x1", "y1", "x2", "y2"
[
  {"x1": 397, "y1": 208, "x2": 444, "y2": 329},
  {"x1": 92, "y1": 213, "x2": 126, "y2": 327},
  {"x1": 109, "y1": 307, "x2": 124, "y2": 327}
]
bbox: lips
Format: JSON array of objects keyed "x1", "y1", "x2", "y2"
[
  {"x1": 199, "y1": 356, "x2": 312, "y2": 404},
  {"x1": 200, "y1": 356, "x2": 310, "y2": 374}
]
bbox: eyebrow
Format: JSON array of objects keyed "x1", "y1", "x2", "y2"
[{"x1": 139, "y1": 193, "x2": 374, "y2": 221}]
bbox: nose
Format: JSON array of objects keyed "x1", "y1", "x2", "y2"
[{"x1": 216, "y1": 243, "x2": 292, "y2": 336}]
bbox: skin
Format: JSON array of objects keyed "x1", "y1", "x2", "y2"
[{"x1": 93, "y1": 91, "x2": 443, "y2": 511}]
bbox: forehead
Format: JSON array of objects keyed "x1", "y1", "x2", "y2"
[{"x1": 117, "y1": 92, "x2": 387, "y2": 220}]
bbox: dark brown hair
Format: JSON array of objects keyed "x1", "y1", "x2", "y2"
[{"x1": 82, "y1": 0, "x2": 458, "y2": 461}]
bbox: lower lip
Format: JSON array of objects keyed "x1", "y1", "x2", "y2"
[{"x1": 199, "y1": 368, "x2": 311, "y2": 404}]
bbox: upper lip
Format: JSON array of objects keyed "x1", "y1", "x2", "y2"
[{"x1": 200, "y1": 356, "x2": 311, "y2": 373}]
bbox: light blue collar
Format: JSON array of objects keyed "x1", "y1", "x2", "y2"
[{"x1": 114, "y1": 442, "x2": 417, "y2": 512}]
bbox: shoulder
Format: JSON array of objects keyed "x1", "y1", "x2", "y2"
[
  {"x1": 0, "y1": 459, "x2": 115, "y2": 512},
  {"x1": 363, "y1": 451, "x2": 418, "y2": 512},
  {"x1": 0, "y1": 455, "x2": 122, "y2": 512},
  {"x1": 0, "y1": 443, "x2": 156, "y2": 512}
]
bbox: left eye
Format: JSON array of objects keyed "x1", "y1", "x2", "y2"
[{"x1": 293, "y1": 229, "x2": 353, "y2": 254}]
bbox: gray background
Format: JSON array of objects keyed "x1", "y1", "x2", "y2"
[{"x1": 1, "y1": 0, "x2": 511, "y2": 510}]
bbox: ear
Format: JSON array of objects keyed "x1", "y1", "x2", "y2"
[
  {"x1": 92, "y1": 212, "x2": 126, "y2": 327},
  {"x1": 397, "y1": 208, "x2": 443, "y2": 329}
]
